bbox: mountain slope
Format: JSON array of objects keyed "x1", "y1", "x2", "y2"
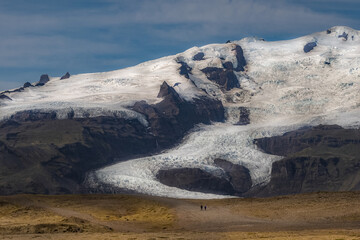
[{"x1": 0, "y1": 26, "x2": 359, "y2": 198}]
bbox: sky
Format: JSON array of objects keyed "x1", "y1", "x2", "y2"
[{"x1": 0, "y1": 0, "x2": 359, "y2": 91}]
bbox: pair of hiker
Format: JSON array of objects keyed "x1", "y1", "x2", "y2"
[{"x1": 200, "y1": 205, "x2": 207, "y2": 211}]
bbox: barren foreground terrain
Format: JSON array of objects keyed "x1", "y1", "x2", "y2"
[{"x1": 0, "y1": 192, "x2": 359, "y2": 239}]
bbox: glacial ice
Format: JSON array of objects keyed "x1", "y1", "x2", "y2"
[{"x1": 1, "y1": 26, "x2": 360, "y2": 199}]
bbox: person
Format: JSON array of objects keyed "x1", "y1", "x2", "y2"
[
  {"x1": 200, "y1": 205, "x2": 203, "y2": 210},
  {"x1": 204, "y1": 205, "x2": 207, "y2": 211}
]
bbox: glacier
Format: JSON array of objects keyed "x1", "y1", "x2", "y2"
[{"x1": 1, "y1": 26, "x2": 360, "y2": 198}]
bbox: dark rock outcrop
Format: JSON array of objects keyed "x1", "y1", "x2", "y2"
[
  {"x1": 236, "y1": 107, "x2": 250, "y2": 125},
  {"x1": 23, "y1": 82, "x2": 32, "y2": 88},
  {"x1": 254, "y1": 125, "x2": 352, "y2": 156},
  {"x1": 200, "y1": 44, "x2": 246, "y2": 90},
  {"x1": 233, "y1": 45, "x2": 246, "y2": 72},
  {"x1": 156, "y1": 159, "x2": 252, "y2": 196},
  {"x1": 0, "y1": 117, "x2": 158, "y2": 194},
  {"x1": 201, "y1": 67, "x2": 239, "y2": 91},
  {"x1": 260, "y1": 156, "x2": 360, "y2": 196},
  {"x1": 193, "y1": 52, "x2": 204, "y2": 61},
  {"x1": 338, "y1": 32, "x2": 348, "y2": 41},
  {"x1": 0, "y1": 95, "x2": 12, "y2": 101},
  {"x1": 222, "y1": 61, "x2": 234, "y2": 70},
  {"x1": 35, "y1": 74, "x2": 50, "y2": 86},
  {"x1": 214, "y1": 159, "x2": 252, "y2": 194},
  {"x1": 177, "y1": 61, "x2": 192, "y2": 79},
  {"x1": 60, "y1": 72, "x2": 70, "y2": 80},
  {"x1": 133, "y1": 81, "x2": 224, "y2": 148},
  {"x1": 157, "y1": 168, "x2": 235, "y2": 195},
  {"x1": 304, "y1": 42, "x2": 317, "y2": 53},
  {"x1": 9, "y1": 110, "x2": 58, "y2": 122},
  {"x1": 254, "y1": 125, "x2": 360, "y2": 196}
]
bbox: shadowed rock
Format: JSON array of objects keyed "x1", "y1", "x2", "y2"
[
  {"x1": 214, "y1": 159, "x2": 252, "y2": 194},
  {"x1": 35, "y1": 74, "x2": 50, "y2": 86},
  {"x1": 133, "y1": 81, "x2": 224, "y2": 149},
  {"x1": 236, "y1": 107, "x2": 250, "y2": 125},
  {"x1": 157, "y1": 168, "x2": 235, "y2": 195},
  {"x1": 254, "y1": 125, "x2": 360, "y2": 196},
  {"x1": 60, "y1": 72, "x2": 70, "y2": 80},
  {"x1": 0, "y1": 116, "x2": 158, "y2": 194},
  {"x1": 222, "y1": 62, "x2": 234, "y2": 70},
  {"x1": 193, "y1": 52, "x2": 204, "y2": 61},
  {"x1": 201, "y1": 67, "x2": 239, "y2": 91},
  {"x1": 338, "y1": 32, "x2": 348, "y2": 41},
  {"x1": 233, "y1": 45, "x2": 246, "y2": 71},
  {"x1": 177, "y1": 60, "x2": 192, "y2": 79},
  {"x1": 0, "y1": 95, "x2": 12, "y2": 101},
  {"x1": 304, "y1": 42, "x2": 317, "y2": 53},
  {"x1": 23, "y1": 82, "x2": 32, "y2": 88}
]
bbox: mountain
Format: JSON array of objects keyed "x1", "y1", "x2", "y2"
[{"x1": 0, "y1": 26, "x2": 359, "y2": 198}]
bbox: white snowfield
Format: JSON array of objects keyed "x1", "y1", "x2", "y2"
[{"x1": 1, "y1": 26, "x2": 360, "y2": 199}]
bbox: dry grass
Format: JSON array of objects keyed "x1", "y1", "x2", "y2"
[{"x1": 0, "y1": 192, "x2": 359, "y2": 239}]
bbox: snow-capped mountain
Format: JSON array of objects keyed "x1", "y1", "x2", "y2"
[{"x1": 0, "y1": 26, "x2": 359, "y2": 198}]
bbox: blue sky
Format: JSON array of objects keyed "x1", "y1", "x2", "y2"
[{"x1": 0, "y1": 0, "x2": 359, "y2": 91}]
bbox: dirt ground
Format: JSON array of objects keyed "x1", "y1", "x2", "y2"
[{"x1": 0, "y1": 192, "x2": 359, "y2": 239}]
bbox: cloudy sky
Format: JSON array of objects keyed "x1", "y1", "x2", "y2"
[{"x1": 0, "y1": 0, "x2": 359, "y2": 91}]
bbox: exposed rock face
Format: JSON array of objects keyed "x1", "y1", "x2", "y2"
[
  {"x1": 35, "y1": 74, "x2": 50, "y2": 86},
  {"x1": 193, "y1": 52, "x2": 204, "y2": 61},
  {"x1": 233, "y1": 45, "x2": 246, "y2": 71},
  {"x1": 338, "y1": 32, "x2": 348, "y2": 41},
  {"x1": 254, "y1": 125, "x2": 360, "y2": 196},
  {"x1": 156, "y1": 159, "x2": 252, "y2": 196},
  {"x1": 133, "y1": 81, "x2": 224, "y2": 148},
  {"x1": 177, "y1": 60, "x2": 192, "y2": 79},
  {"x1": 157, "y1": 168, "x2": 235, "y2": 195},
  {"x1": 214, "y1": 159, "x2": 252, "y2": 194},
  {"x1": 0, "y1": 117, "x2": 158, "y2": 194},
  {"x1": 0, "y1": 95, "x2": 11, "y2": 101},
  {"x1": 261, "y1": 156, "x2": 360, "y2": 196},
  {"x1": 0, "y1": 82, "x2": 225, "y2": 195},
  {"x1": 60, "y1": 72, "x2": 70, "y2": 80},
  {"x1": 23, "y1": 82, "x2": 32, "y2": 88},
  {"x1": 200, "y1": 44, "x2": 246, "y2": 90},
  {"x1": 236, "y1": 107, "x2": 250, "y2": 125},
  {"x1": 201, "y1": 67, "x2": 239, "y2": 91},
  {"x1": 304, "y1": 42, "x2": 317, "y2": 53},
  {"x1": 10, "y1": 110, "x2": 57, "y2": 122}
]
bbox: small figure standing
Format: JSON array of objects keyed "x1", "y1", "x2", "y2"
[
  {"x1": 200, "y1": 205, "x2": 203, "y2": 211},
  {"x1": 204, "y1": 205, "x2": 207, "y2": 211}
]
